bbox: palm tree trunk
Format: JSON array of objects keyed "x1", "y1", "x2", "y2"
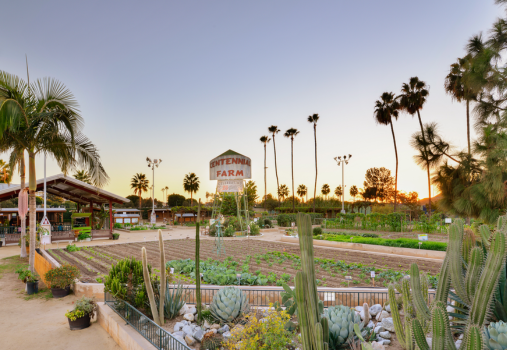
[
  {"x1": 139, "y1": 190, "x2": 142, "y2": 210},
  {"x1": 466, "y1": 99, "x2": 471, "y2": 155},
  {"x1": 28, "y1": 151, "x2": 36, "y2": 273},
  {"x1": 272, "y1": 134, "x2": 280, "y2": 205},
  {"x1": 313, "y1": 124, "x2": 317, "y2": 213},
  {"x1": 20, "y1": 153, "x2": 27, "y2": 258},
  {"x1": 264, "y1": 143, "x2": 267, "y2": 210},
  {"x1": 291, "y1": 137, "x2": 295, "y2": 213},
  {"x1": 390, "y1": 121, "x2": 398, "y2": 213},
  {"x1": 417, "y1": 110, "x2": 431, "y2": 216}
]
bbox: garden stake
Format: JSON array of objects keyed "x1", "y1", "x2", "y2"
[{"x1": 196, "y1": 199, "x2": 202, "y2": 323}]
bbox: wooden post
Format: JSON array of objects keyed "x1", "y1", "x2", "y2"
[
  {"x1": 89, "y1": 201, "x2": 93, "y2": 228},
  {"x1": 109, "y1": 200, "x2": 113, "y2": 234}
]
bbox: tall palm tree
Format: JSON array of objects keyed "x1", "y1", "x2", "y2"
[
  {"x1": 131, "y1": 173, "x2": 149, "y2": 209},
  {"x1": 73, "y1": 170, "x2": 92, "y2": 184},
  {"x1": 268, "y1": 126, "x2": 280, "y2": 202},
  {"x1": 445, "y1": 56, "x2": 476, "y2": 155},
  {"x1": 164, "y1": 186, "x2": 169, "y2": 205},
  {"x1": 284, "y1": 128, "x2": 299, "y2": 213},
  {"x1": 334, "y1": 186, "x2": 342, "y2": 199},
  {"x1": 374, "y1": 92, "x2": 400, "y2": 212},
  {"x1": 183, "y1": 173, "x2": 200, "y2": 206},
  {"x1": 321, "y1": 184, "x2": 330, "y2": 200},
  {"x1": 398, "y1": 77, "x2": 432, "y2": 215},
  {"x1": 278, "y1": 184, "x2": 289, "y2": 202},
  {"x1": 260, "y1": 135, "x2": 271, "y2": 209},
  {"x1": 350, "y1": 185, "x2": 358, "y2": 202},
  {"x1": 0, "y1": 70, "x2": 108, "y2": 271},
  {"x1": 297, "y1": 184, "x2": 307, "y2": 203},
  {"x1": 307, "y1": 114, "x2": 319, "y2": 213}
]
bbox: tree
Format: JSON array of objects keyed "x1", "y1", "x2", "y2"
[
  {"x1": 297, "y1": 184, "x2": 307, "y2": 203},
  {"x1": 244, "y1": 180, "x2": 258, "y2": 209},
  {"x1": 268, "y1": 126, "x2": 281, "y2": 203},
  {"x1": 334, "y1": 186, "x2": 342, "y2": 199},
  {"x1": 307, "y1": 113, "x2": 319, "y2": 213},
  {"x1": 131, "y1": 173, "x2": 149, "y2": 209},
  {"x1": 349, "y1": 185, "x2": 358, "y2": 202},
  {"x1": 73, "y1": 170, "x2": 91, "y2": 184},
  {"x1": 398, "y1": 77, "x2": 432, "y2": 214},
  {"x1": 0, "y1": 159, "x2": 11, "y2": 183},
  {"x1": 0, "y1": 70, "x2": 108, "y2": 271},
  {"x1": 397, "y1": 191, "x2": 420, "y2": 217},
  {"x1": 278, "y1": 184, "x2": 289, "y2": 202},
  {"x1": 168, "y1": 193, "x2": 185, "y2": 206},
  {"x1": 374, "y1": 92, "x2": 400, "y2": 212},
  {"x1": 126, "y1": 195, "x2": 139, "y2": 208},
  {"x1": 262, "y1": 194, "x2": 278, "y2": 212},
  {"x1": 183, "y1": 173, "x2": 200, "y2": 206},
  {"x1": 260, "y1": 135, "x2": 271, "y2": 209},
  {"x1": 363, "y1": 167, "x2": 394, "y2": 203},
  {"x1": 321, "y1": 184, "x2": 330, "y2": 199},
  {"x1": 284, "y1": 128, "x2": 299, "y2": 212}
]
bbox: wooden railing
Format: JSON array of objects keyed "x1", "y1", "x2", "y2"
[{"x1": 34, "y1": 252, "x2": 53, "y2": 287}]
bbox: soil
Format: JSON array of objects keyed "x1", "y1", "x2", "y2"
[{"x1": 47, "y1": 239, "x2": 442, "y2": 288}]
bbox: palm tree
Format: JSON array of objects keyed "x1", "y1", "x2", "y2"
[
  {"x1": 445, "y1": 56, "x2": 476, "y2": 155},
  {"x1": 260, "y1": 135, "x2": 271, "y2": 209},
  {"x1": 183, "y1": 173, "x2": 200, "y2": 206},
  {"x1": 374, "y1": 92, "x2": 400, "y2": 212},
  {"x1": 73, "y1": 170, "x2": 92, "y2": 184},
  {"x1": 284, "y1": 128, "x2": 299, "y2": 212},
  {"x1": 0, "y1": 70, "x2": 108, "y2": 271},
  {"x1": 268, "y1": 126, "x2": 280, "y2": 202},
  {"x1": 131, "y1": 173, "x2": 149, "y2": 209},
  {"x1": 398, "y1": 77, "x2": 432, "y2": 215},
  {"x1": 278, "y1": 184, "x2": 289, "y2": 202},
  {"x1": 307, "y1": 114, "x2": 319, "y2": 213},
  {"x1": 297, "y1": 184, "x2": 307, "y2": 203},
  {"x1": 350, "y1": 185, "x2": 358, "y2": 202},
  {"x1": 334, "y1": 186, "x2": 342, "y2": 199},
  {"x1": 0, "y1": 159, "x2": 11, "y2": 183},
  {"x1": 321, "y1": 184, "x2": 330, "y2": 200},
  {"x1": 164, "y1": 186, "x2": 169, "y2": 204}
]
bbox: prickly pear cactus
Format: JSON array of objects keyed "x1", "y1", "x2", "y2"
[
  {"x1": 324, "y1": 305, "x2": 363, "y2": 349},
  {"x1": 485, "y1": 321, "x2": 507, "y2": 350},
  {"x1": 210, "y1": 287, "x2": 250, "y2": 323}
]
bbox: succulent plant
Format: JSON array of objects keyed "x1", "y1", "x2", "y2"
[
  {"x1": 201, "y1": 332, "x2": 222, "y2": 350},
  {"x1": 324, "y1": 305, "x2": 363, "y2": 349},
  {"x1": 210, "y1": 286, "x2": 250, "y2": 323},
  {"x1": 485, "y1": 321, "x2": 507, "y2": 350}
]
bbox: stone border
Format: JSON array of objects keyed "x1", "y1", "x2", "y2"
[
  {"x1": 97, "y1": 302, "x2": 156, "y2": 350},
  {"x1": 281, "y1": 235, "x2": 446, "y2": 260}
]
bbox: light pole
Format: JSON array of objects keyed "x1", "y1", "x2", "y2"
[
  {"x1": 334, "y1": 154, "x2": 352, "y2": 214},
  {"x1": 146, "y1": 157, "x2": 162, "y2": 224}
]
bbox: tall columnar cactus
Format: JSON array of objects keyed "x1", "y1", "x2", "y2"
[
  {"x1": 158, "y1": 230, "x2": 166, "y2": 325},
  {"x1": 142, "y1": 247, "x2": 161, "y2": 325},
  {"x1": 196, "y1": 200, "x2": 202, "y2": 323},
  {"x1": 295, "y1": 212, "x2": 329, "y2": 350}
]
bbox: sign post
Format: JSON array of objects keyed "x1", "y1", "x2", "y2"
[
  {"x1": 371, "y1": 271, "x2": 376, "y2": 287},
  {"x1": 40, "y1": 154, "x2": 51, "y2": 245}
]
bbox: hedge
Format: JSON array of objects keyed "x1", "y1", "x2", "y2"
[
  {"x1": 277, "y1": 213, "x2": 323, "y2": 227},
  {"x1": 322, "y1": 234, "x2": 447, "y2": 251}
]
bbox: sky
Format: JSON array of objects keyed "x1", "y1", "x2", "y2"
[{"x1": 1, "y1": 0, "x2": 504, "y2": 203}]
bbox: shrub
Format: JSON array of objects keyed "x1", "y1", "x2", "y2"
[
  {"x1": 45, "y1": 264, "x2": 81, "y2": 289},
  {"x1": 313, "y1": 227, "x2": 323, "y2": 235},
  {"x1": 264, "y1": 218, "x2": 272, "y2": 227},
  {"x1": 323, "y1": 235, "x2": 447, "y2": 251},
  {"x1": 112, "y1": 233, "x2": 120, "y2": 240},
  {"x1": 66, "y1": 244, "x2": 80, "y2": 252},
  {"x1": 250, "y1": 223, "x2": 260, "y2": 236},
  {"x1": 77, "y1": 232, "x2": 91, "y2": 240},
  {"x1": 104, "y1": 257, "x2": 149, "y2": 309},
  {"x1": 113, "y1": 223, "x2": 122, "y2": 228},
  {"x1": 224, "y1": 305, "x2": 296, "y2": 350},
  {"x1": 224, "y1": 226, "x2": 235, "y2": 237},
  {"x1": 65, "y1": 296, "x2": 97, "y2": 320}
]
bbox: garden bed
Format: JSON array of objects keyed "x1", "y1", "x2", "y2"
[
  {"x1": 320, "y1": 233, "x2": 448, "y2": 251},
  {"x1": 46, "y1": 240, "x2": 442, "y2": 288}
]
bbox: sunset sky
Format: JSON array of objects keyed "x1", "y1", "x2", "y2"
[{"x1": 1, "y1": 1, "x2": 503, "y2": 203}]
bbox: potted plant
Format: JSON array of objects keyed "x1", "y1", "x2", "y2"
[
  {"x1": 26, "y1": 271, "x2": 39, "y2": 295},
  {"x1": 65, "y1": 296, "x2": 97, "y2": 330},
  {"x1": 44, "y1": 264, "x2": 80, "y2": 298},
  {"x1": 77, "y1": 232, "x2": 91, "y2": 242},
  {"x1": 112, "y1": 233, "x2": 120, "y2": 240}
]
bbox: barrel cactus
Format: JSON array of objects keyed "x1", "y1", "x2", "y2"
[
  {"x1": 324, "y1": 305, "x2": 363, "y2": 349},
  {"x1": 485, "y1": 321, "x2": 507, "y2": 350},
  {"x1": 210, "y1": 287, "x2": 249, "y2": 323}
]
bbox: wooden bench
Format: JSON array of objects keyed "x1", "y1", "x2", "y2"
[
  {"x1": 5, "y1": 233, "x2": 21, "y2": 245},
  {"x1": 92, "y1": 230, "x2": 112, "y2": 240},
  {"x1": 51, "y1": 231, "x2": 75, "y2": 243}
]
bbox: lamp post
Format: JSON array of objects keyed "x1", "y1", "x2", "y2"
[
  {"x1": 146, "y1": 157, "x2": 162, "y2": 224},
  {"x1": 334, "y1": 154, "x2": 352, "y2": 214}
]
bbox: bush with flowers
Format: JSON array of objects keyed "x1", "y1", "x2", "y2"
[
  {"x1": 45, "y1": 264, "x2": 80, "y2": 289},
  {"x1": 65, "y1": 296, "x2": 97, "y2": 321},
  {"x1": 225, "y1": 304, "x2": 298, "y2": 350}
]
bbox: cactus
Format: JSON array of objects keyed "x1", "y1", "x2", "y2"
[
  {"x1": 323, "y1": 305, "x2": 363, "y2": 349},
  {"x1": 201, "y1": 332, "x2": 222, "y2": 350},
  {"x1": 294, "y1": 212, "x2": 329, "y2": 350},
  {"x1": 362, "y1": 303, "x2": 370, "y2": 327},
  {"x1": 209, "y1": 286, "x2": 249, "y2": 323},
  {"x1": 196, "y1": 200, "x2": 202, "y2": 323},
  {"x1": 484, "y1": 321, "x2": 507, "y2": 349},
  {"x1": 142, "y1": 247, "x2": 161, "y2": 325},
  {"x1": 104, "y1": 257, "x2": 147, "y2": 308},
  {"x1": 158, "y1": 230, "x2": 166, "y2": 325}
]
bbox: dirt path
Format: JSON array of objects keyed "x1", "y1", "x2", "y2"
[{"x1": 0, "y1": 257, "x2": 120, "y2": 350}]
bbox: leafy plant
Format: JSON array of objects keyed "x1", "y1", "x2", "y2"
[
  {"x1": 66, "y1": 296, "x2": 97, "y2": 320},
  {"x1": 159, "y1": 282, "x2": 187, "y2": 320},
  {"x1": 77, "y1": 232, "x2": 92, "y2": 240},
  {"x1": 44, "y1": 264, "x2": 80, "y2": 289},
  {"x1": 210, "y1": 287, "x2": 249, "y2": 323},
  {"x1": 66, "y1": 244, "x2": 80, "y2": 252}
]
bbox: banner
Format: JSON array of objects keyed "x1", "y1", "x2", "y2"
[
  {"x1": 210, "y1": 149, "x2": 251, "y2": 180},
  {"x1": 217, "y1": 179, "x2": 244, "y2": 193}
]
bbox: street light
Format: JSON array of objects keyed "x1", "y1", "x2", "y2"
[
  {"x1": 334, "y1": 154, "x2": 352, "y2": 214},
  {"x1": 146, "y1": 157, "x2": 162, "y2": 224}
]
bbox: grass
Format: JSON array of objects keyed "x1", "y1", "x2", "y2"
[
  {"x1": 23, "y1": 288, "x2": 53, "y2": 301},
  {"x1": 321, "y1": 233, "x2": 448, "y2": 251},
  {"x1": 0, "y1": 256, "x2": 29, "y2": 280}
]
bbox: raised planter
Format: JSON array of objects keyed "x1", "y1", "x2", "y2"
[
  {"x1": 26, "y1": 281, "x2": 39, "y2": 295},
  {"x1": 51, "y1": 286, "x2": 71, "y2": 298},
  {"x1": 68, "y1": 314, "x2": 91, "y2": 330}
]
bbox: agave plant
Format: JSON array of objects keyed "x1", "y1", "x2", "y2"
[
  {"x1": 210, "y1": 287, "x2": 249, "y2": 323},
  {"x1": 324, "y1": 305, "x2": 364, "y2": 349},
  {"x1": 159, "y1": 282, "x2": 188, "y2": 320},
  {"x1": 484, "y1": 321, "x2": 507, "y2": 350}
]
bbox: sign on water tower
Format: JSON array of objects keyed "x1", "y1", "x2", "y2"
[{"x1": 210, "y1": 150, "x2": 251, "y2": 193}]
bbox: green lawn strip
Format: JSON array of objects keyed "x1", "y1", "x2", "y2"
[
  {"x1": 0, "y1": 256, "x2": 29, "y2": 280},
  {"x1": 321, "y1": 233, "x2": 447, "y2": 251}
]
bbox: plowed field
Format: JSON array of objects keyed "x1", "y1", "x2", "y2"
[{"x1": 47, "y1": 239, "x2": 442, "y2": 287}]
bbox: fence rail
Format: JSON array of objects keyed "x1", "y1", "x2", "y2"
[
  {"x1": 34, "y1": 252, "x2": 53, "y2": 286},
  {"x1": 104, "y1": 292, "x2": 191, "y2": 350}
]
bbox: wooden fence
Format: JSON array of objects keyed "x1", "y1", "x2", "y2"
[{"x1": 34, "y1": 252, "x2": 53, "y2": 287}]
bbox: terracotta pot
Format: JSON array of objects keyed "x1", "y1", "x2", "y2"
[
  {"x1": 51, "y1": 286, "x2": 71, "y2": 298},
  {"x1": 68, "y1": 314, "x2": 91, "y2": 330}
]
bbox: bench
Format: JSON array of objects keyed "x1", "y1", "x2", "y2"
[
  {"x1": 92, "y1": 230, "x2": 112, "y2": 240},
  {"x1": 5, "y1": 233, "x2": 21, "y2": 245},
  {"x1": 51, "y1": 231, "x2": 75, "y2": 243}
]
